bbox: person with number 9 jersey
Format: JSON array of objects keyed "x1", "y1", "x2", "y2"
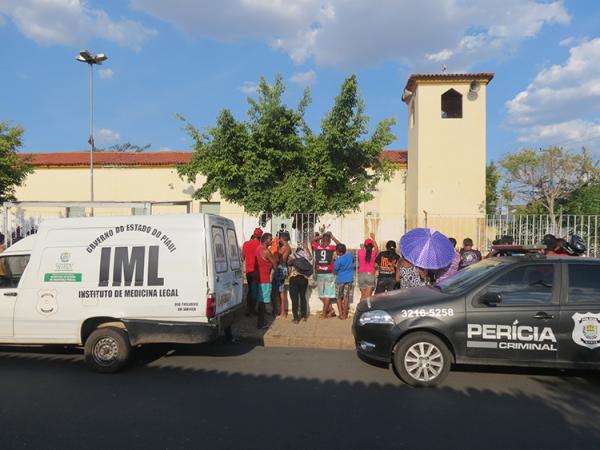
[{"x1": 311, "y1": 231, "x2": 340, "y2": 318}]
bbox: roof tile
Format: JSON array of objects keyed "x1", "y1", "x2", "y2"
[{"x1": 22, "y1": 150, "x2": 408, "y2": 167}]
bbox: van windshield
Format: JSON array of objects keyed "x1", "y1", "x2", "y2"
[{"x1": 436, "y1": 259, "x2": 505, "y2": 294}]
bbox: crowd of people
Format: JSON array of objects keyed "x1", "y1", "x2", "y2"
[{"x1": 241, "y1": 228, "x2": 489, "y2": 329}]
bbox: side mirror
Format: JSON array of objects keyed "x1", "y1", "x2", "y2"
[{"x1": 480, "y1": 292, "x2": 502, "y2": 306}]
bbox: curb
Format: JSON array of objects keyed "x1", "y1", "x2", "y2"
[{"x1": 239, "y1": 334, "x2": 355, "y2": 350}]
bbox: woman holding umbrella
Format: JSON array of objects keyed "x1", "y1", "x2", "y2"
[{"x1": 397, "y1": 228, "x2": 456, "y2": 289}]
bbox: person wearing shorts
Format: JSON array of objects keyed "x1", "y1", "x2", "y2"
[
  {"x1": 375, "y1": 240, "x2": 400, "y2": 293},
  {"x1": 357, "y1": 235, "x2": 378, "y2": 299},
  {"x1": 333, "y1": 243, "x2": 354, "y2": 320},
  {"x1": 271, "y1": 231, "x2": 291, "y2": 317},
  {"x1": 312, "y1": 231, "x2": 340, "y2": 318},
  {"x1": 255, "y1": 233, "x2": 277, "y2": 329}
]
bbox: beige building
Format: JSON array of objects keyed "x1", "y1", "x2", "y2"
[{"x1": 7, "y1": 72, "x2": 493, "y2": 248}]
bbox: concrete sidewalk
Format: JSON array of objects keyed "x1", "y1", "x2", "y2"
[{"x1": 232, "y1": 312, "x2": 355, "y2": 350}]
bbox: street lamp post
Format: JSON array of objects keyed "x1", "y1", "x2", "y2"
[{"x1": 75, "y1": 50, "x2": 107, "y2": 216}]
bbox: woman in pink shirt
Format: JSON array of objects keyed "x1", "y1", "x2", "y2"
[{"x1": 357, "y1": 234, "x2": 379, "y2": 299}]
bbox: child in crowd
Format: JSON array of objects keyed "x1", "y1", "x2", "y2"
[
  {"x1": 459, "y1": 238, "x2": 482, "y2": 269},
  {"x1": 333, "y1": 243, "x2": 353, "y2": 320}
]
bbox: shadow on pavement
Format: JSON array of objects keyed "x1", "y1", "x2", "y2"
[{"x1": 0, "y1": 347, "x2": 599, "y2": 450}]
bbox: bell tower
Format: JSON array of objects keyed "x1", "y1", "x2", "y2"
[{"x1": 403, "y1": 73, "x2": 494, "y2": 227}]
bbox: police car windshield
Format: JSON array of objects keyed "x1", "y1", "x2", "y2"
[{"x1": 436, "y1": 259, "x2": 506, "y2": 294}]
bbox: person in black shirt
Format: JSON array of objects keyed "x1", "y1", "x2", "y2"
[{"x1": 375, "y1": 240, "x2": 400, "y2": 293}]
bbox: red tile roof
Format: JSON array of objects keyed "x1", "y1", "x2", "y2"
[
  {"x1": 403, "y1": 72, "x2": 494, "y2": 99},
  {"x1": 22, "y1": 150, "x2": 408, "y2": 167},
  {"x1": 22, "y1": 151, "x2": 195, "y2": 167}
]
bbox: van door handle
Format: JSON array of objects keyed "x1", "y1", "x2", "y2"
[
  {"x1": 3, "y1": 292, "x2": 17, "y2": 297},
  {"x1": 533, "y1": 312, "x2": 554, "y2": 320},
  {"x1": 233, "y1": 282, "x2": 239, "y2": 286}
]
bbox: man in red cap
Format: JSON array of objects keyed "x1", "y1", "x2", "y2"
[{"x1": 242, "y1": 228, "x2": 263, "y2": 316}]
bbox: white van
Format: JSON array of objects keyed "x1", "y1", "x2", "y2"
[{"x1": 0, "y1": 214, "x2": 243, "y2": 372}]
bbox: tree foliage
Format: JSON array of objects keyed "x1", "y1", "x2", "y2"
[
  {"x1": 177, "y1": 74, "x2": 396, "y2": 215},
  {"x1": 562, "y1": 183, "x2": 600, "y2": 214},
  {"x1": 98, "y1": 142, "x2": 151, "y2": 152},
  {"x1": 500, "y1": 146, "x2": 599, "y2": 221},
  {"x1": 486, "y1": 161, "x2": 500, "y2": 215},
  {"x1": 0, "y1": 122, "x2": 33, "y2": 203}
]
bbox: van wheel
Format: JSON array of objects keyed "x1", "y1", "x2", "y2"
[
  {"x1": 392, "y1": 332, "x2": 451, "y2": 387},
  {"x1": 84, "y1": 327, "x2": 131, "y2": 373}
]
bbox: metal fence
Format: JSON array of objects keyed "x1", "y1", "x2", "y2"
[
  {"x1": 3, "y1": 204, "x2": 599, "y2": 257},
  {"x1": 1, "y1": 201, "x2": 192, "y2": 248},
  {"x1": 483, "y1": 214, "x2": 600, "y2": 257}
]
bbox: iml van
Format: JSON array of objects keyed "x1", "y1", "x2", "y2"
[{"x1": 0, "y1": 214, "x2": 243, "y2": 372}]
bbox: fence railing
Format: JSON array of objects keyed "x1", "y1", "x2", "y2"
[
  {"x1": 483, "y1": 214, "x2": 600, "y2": 257},
  {"x1": 3, "y1": 204, "x2": 599, "y2": 257}
]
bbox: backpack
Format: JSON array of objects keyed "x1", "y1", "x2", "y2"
[{"x1": 292, "y1": 256, "x2": 314, "y2": 277}]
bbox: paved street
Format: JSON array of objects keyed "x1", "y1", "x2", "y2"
[{"x1": 0, "y1": 343, "x2": 599, "y2": 450}]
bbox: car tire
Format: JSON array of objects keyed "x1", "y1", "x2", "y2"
[
  {"x1": 392, "y1": 332, "x2": 451, "y2": 387},
  {"x1": 84, "y1": 327, "x2": 131, "y2": 373}
]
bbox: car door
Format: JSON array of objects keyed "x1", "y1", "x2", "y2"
[
  {"x1": 466, "y1": 263, "x2": 560, "y2": 363},
  {"x1": 558, "y1": 262, "x2": 600, "y2": 367},
  {"x1": 0, "y1": 254, "x2": 30, "y2": 337}
]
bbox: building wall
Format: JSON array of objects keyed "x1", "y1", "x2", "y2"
[
  {"x1": 12, "y1": 165, "x2": 407, "y2": 247},
  {"x1": 406, "y1": 80, "x2": 487, "y2": 221}
]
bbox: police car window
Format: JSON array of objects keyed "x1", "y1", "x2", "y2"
[
  {"x1": 226, "y1": 229, "x2": 241, "y2": 270},
  {"x1": 0, "y1": 255, "x2": 30, "y2": 289},
  {"x1": 484, "y1": 264, "x2": 554, "y2": 306},
  {"x1": 437, "y1": 259, "x2": 505, "y2": 294},
  {"x1": 211, "y1": 226, "x2": 228, "y2": 273},
  {"x1": 568, "y1": 265, "x2": 600, "y2": 304}
]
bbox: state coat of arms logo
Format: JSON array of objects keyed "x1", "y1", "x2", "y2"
[{"x1": 572, "y1": 313, "x2": 600, "y2": 349}]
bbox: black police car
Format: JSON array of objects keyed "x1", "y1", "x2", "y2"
[{"x1": 353, "y1": 256, "x2": 600, "y2": 387}]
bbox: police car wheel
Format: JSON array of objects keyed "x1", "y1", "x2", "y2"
[
  {"x1": 393, "y1": 332, "x2": 451, "y2": 387},
  {"x1": 84, "y1": 327, "x2": 131, "y2": 373}
]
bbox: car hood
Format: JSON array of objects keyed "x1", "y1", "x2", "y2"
[{"x1": 361, "y1": 286, "x2": 453, "y2": 312}]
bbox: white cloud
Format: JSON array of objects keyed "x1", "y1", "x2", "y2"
[
  {"x1": 98, "y1": 68, "x2": 114, "y2": 79},
  {"x1": 0, "y1": 0, "x2": 156, "y2": 50},
  {"x1": 238, "y1": 81, "x2": 258, "y2": 95},
  {"x1": 97, "y1": 128, "x2": 121, "y2": 145},
  {"x1": 506, "y1": 38, "x2": 600, "y2": 148},
  {"x1": 159, "y1": 147, "x2": 174, "y2": 152},
  {"x1": 289, "y1": 69, "x2": 316, "y2": 85},
  {"x1": 559, "y1": 36, "x2": 575, "y2": 47},
  {"x1": 130, "y1": 0, "x2": 569, "y2": 69},
  {"x1": 517, "y1": 120, "x2": 600, "y2": 147}
]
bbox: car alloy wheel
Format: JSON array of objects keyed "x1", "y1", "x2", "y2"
[{"x1": 403, "y1": 342, "x2": 444, "y2": 382}]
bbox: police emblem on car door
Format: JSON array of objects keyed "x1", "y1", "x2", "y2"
[{"x1": 571, "y1": 313, "x2": 600, "y2": 349}]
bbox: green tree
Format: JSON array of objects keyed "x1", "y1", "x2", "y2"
[
  {"x1": 98, "y1": 142, "x2": 151, "y2": 152},
  {"x1": 177, "y1": 74, "x2": 396, "y2": 215},
  {"x1": 500, "y1": 146, "x2": 599, "y2": 226},
  {"x1": 561, "y1": 183, "x2": 600, "y2": 215},
  {"x1": 0, "y1": 122, "x2": 33, "y2": 203},
  {"x1": 486, "y1": 161, "x2": 500, "y2": 215}
]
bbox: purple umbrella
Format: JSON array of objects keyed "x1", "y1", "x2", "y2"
[{"x1": 400, "y1": 228, "x2": 455, "y2": 270}]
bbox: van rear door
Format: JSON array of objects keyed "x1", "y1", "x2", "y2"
[{"x1": 206, "y1": 215, "x2": 243, "y2": 315}]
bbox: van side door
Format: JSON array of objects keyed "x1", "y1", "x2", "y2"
[
  {"x1": 558, "y1": 262, "x2": 600, "y2": 367},
  {"x1": 225, "y1": 227, "x2": 243, "y2": 309},
  {"x1": 0, "y1": 254, "x2": 30, "y2": 337}
]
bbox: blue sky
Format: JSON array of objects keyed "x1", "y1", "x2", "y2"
[{"x1": 1, "y1": 0, "x2": 599, "y2": 162}]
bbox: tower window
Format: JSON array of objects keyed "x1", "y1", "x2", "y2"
[{"x1": 441, "y1": 89, "x2": 462, "y2": 119}]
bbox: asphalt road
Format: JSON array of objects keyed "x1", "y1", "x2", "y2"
[{"x1": 0, "y1": 342, "x2": 599, "y2": 450}]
